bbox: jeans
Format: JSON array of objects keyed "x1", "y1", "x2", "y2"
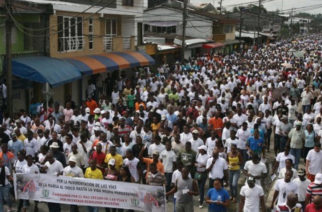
[
  {"x1": 290, "y1": 148, "x2": 301, "y2": 169},
  {"x1": 239, "y1": 149, "x2": 248, "y2": 169},
  {"x1": 165, "y1": 172, "x2": 173, "y2": 192},
  {"x1": 87, "y1": 206, "x2": 99, "y2": 212},
  {"x1": 279, "y1": 136, "x2": 287, "y2": 153},
  {"x1": 229, "y1": 170, "x2": 240, "y2": 198},
  {"x1": 265, "y1": 129, "x2": 272, "y2": 151},
  {"x1": 274, "y1": 134, "x2": 280, "y2": 154},
  {"x1": 197, "y1": 172, "x2": 207, "y2": 205},
  {"x1": 48, "y1": 203, "x2": 61, "y2": 212},
  {"x1": 0, "y1": 184, "x2": 12, "y2": 212},
  {"x1": 302, "y1": 105, "x2": 310, "y2": 114}
]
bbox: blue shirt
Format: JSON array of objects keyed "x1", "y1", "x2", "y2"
[
  {"x1": 247, "y1": 137, "x2": 264, "y2": 153},
  {"x1": 8, "y1": 140, "x2": 24, "y2": 157},
  {"x1": 207, "y1": 188, "x2": 229, "y2": 212},
  {"x1": 304, "y1": 130, "x2": 315, "y2": 148}
]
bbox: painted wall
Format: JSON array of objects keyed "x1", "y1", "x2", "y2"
[{"x1": 144, "y1": 7, "x2": 213, "y2": 40}]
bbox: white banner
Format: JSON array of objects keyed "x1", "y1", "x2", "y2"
[{"x1": 14, "y1": 174, "x2": 166, "y2": 212}]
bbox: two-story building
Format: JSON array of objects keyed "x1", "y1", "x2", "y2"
[
  {"x1": 9, "y1": 0, "x2": 154, "y2": 111},
  {"x1": 0, "y1": 0, "x2": 53, "y2": 111},
  {"x1": 143, "y1": 1, "x2": 239, "y2": 60}
]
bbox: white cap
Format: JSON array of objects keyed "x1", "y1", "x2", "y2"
[
  {"x1": 94, "y1": 108, "x2": 101, "y2": 114},
  {"x1": 198, "y1": 145, "x2": 207, "y2": 151},
  {"x1": 85, "y1": 107, "x2": 90, "y2": 113},
  {"x1": 101, "y1": 110, "x2": 106, "y2": 115},
  {"x1": 49, "y1": 142, "x2": 60, "y2": 149},
  {"x1": 314, "y1": 173, "x2": 322, "y2": 184},
  {"x1": 192, "y1": 129, "x2": 199, "y2": 134},
  {"x1": 69, "y1": 156, "x2": 77, "y2": 163}
]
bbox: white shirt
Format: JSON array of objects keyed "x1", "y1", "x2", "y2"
[
  {"x1": 14, "y1": 160, "x2": 27, "y2": 174},
  {"x1": 123, "y1": 157, "x2": 140, "y2": 182},
  {"x1": 63, "y1": 165, "x2": 84, "y2": 178},
  {"x1": 276, "y1": 152, "x2": 295, "y2": 172},
  {"x1": 225, "y1": 138, "x2": 238, "y2": 153},
  {"x1": 196, "y1": 154, "x2": 210, "y2": 172},
  {"x1": 232, "y1": 114, "x2": 248, "y2": 127},
  {"x1": 180, "y1": 132, "x2": 193, "y2": 146},
  {"x1": 24, "y1": 138, "x2": 38, "y2": 157},
  {"x1": 206, "y1": 137, "x2": 217, "y2": 156},
  {"x1": 206, "y1": 157, "x2": 228, "y2": 179},
  {"x1": 240, "y1": 184, "x2": 264, "y2": 212},
  {"x1": 306, "y1": 149, "x2": 322, "y2": 175},
  {"x1": 189, "y1": 138, "x2": 204, "y2": 153},
  {"x1": 148, "y1": 143, "x2": 165, "y2": 157},
  {"x1": 292, "y1": 178, "x2": 311, "y2": 202},
  {"x1": 23, "y1": 164, "x2": 39, "y2": 174},
  {"x1": 244, "y1": 160, "x2": 267, "y2": 185},
  {"x1": 160, "y1": 150, "x2": 176, "y2": 173},
  {"x1": 44, "y1": 160, "x2": 63, "y2": 176},
  {"x1": 274, "y1": 179, "x2": 298, "y2": 206},
  {"x1": 236, "y1": 128, "x2": 251, "y2": 150}
]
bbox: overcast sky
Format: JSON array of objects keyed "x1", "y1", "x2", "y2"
[{"x1": 191, "y1": 0, "x2": 322, "y2": 14}]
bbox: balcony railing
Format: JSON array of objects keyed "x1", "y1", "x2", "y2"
[
  {"x1": 122, "y1": 37, "x2": 131, "y2": 49},
  {"x1": 103, "y1": 36, "x2": 113, "y2": 51},
  {"x1": 104, "y1": 36, "x2": 135, "y2": 51},
  {"x1": 58, "y1": 36, "x2": 84, "y2": 52}
]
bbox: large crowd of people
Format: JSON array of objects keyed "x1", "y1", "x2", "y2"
[{"x1": 0, "y1": 35, "x2": 322, "y2": 212}]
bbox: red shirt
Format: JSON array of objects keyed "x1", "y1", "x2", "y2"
[
  {"x1": 86, "y1": 100, "x2": 98, "y2": 115},
  {"x1": 305, "y1": 204, "x2": 322, "y2": 212},
  {"x1": 90, "y1": 151, "x2": 106, "y2": 166}
]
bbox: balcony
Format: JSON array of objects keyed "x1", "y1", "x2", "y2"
[
  {"x1": 213, "y1": 34, "x2": 226, "y2": 42},
  {"x1": 103, "y1": 36, "x2": 135, "y2": 52},
  {"x1": 58, "y1": 36, "x2": 84, "y2": 52}
]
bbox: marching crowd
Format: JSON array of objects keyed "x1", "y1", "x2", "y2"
[{"x1": 0, "y1": 35, "x2": 322, "y2": 212}]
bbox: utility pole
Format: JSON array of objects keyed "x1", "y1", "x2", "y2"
[
  {"x1": 257, "y1": 0, "x2": 261, "y2": 46},
  {"x1": 181, "y1": 0, "x2": 187, "y2": 62},
  {"x1": 239, "y1": 8, "x2": 243, "y2": 39},
  {"x1": 219, "y1": 0, "x2": 223, "y2": 14},
  {"x1": 5, "y1": 0, "x2": 13, "y2": 116}
]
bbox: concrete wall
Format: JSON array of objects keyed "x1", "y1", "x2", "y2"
[{"x1": 226, "y1": 26, "x2": 236, "y2": 40}]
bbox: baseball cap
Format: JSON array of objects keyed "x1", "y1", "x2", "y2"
[
  {"x1": 314, "y1": 173, "x2": 322, "y2": 184},
  {"x1": 69, "y1": 156, "x2": 77, "y2": 163},
  {"x1": 192, "y1": 129, "x2": 199, "y2": 134}
]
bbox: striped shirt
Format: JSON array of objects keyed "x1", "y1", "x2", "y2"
[{"x1": 306, "y1": 182, "x2": 322, "y2": 202}]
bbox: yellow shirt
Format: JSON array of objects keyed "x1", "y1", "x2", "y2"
[
  {"x1": 104, "y1": 153, "x2": 123, "y2": 171},
  {"x1": 228, "y1": 155, "x2": 240, "y2": 171},
  {"x1": 84, "y1": 168, "x2": 103, "y2": 179},
  {"x1": 17, "y1": 134, "x2": 26, "y2": 143}
]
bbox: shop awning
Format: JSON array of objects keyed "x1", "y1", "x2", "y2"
[
  {"x1": 202, "y1": 42, "x2": 224, "y2": 49},
  {"x1": 65, "y1": 51, "x2": 155, "y2": 75},
  {"x1": 12, "y1": 56, "x2": 82, "y2": 87}
]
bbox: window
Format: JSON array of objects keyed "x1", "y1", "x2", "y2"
[
  {"x1": 122, "y1": 0, "x2": 133, "y2": 6},
  {"x1": 88, "y1": 18, "x2": 94, "y2": 50},
  {"x1": 58, "y1": 16, "x2": 83, "y2": 52},
  {"x1": 105, "y1": 19, "x2": 117, "y2": 35},
  {"x1": 224, "y1": 25, "x2": 233, "y2": 33}
]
